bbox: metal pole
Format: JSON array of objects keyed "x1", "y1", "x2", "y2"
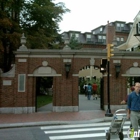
[
  {"x1": 105, "y1": 59, "x2": 113, "y2": 117},
  {"x1": 107, "y1": 60, "x2": 111, "y2": 112}
]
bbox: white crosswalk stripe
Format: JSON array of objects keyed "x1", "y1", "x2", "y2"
[{"x1": 40, "y1": 121, "x2": 132, "y2": 140}]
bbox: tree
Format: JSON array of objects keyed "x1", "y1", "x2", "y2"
[
  {"x1": 0, "y1": 0, "x2": 23, "y2": 72},
  {"x1": 20, "y1": 0, "x2": 70, "y2": 49},
  {"x1": 68, "y1": 34, "x2": 82, "y2": 49},
  {"x1": 0, "y1": 0, "x2": 70, "y2": 72}
]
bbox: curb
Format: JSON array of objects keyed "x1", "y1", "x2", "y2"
[{"x1": 0, "y1": 117, "x2": 113, "y2": 129}]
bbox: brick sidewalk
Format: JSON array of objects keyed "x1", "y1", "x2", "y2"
[
  {"x1": 0, "y1": 110, "x2": 106, "y2": 124},
  {"x1": 0, "y1": 95, "x2": 114, "y2": 127}
]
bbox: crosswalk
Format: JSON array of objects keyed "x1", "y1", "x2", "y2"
[{"x1": 40, "y1": 121, "x2": 132, "y2": 140}]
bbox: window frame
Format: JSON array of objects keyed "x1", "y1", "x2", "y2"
[{"x1": 18, "y1": 74, "x2": 26, "y2": 92}]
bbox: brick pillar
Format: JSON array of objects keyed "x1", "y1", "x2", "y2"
[
  {"x1": 52, "y1": 59, "x2": 79, "y2": 112},
  {"x1": 104, "y1": 59, "x2": 127, "y2": 110}
]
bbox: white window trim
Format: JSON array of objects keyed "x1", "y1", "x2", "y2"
[
  {"x1": 120, "y1": 37, "x2": 124, "y2": 41},
  {"x1": 75, "y1": 33, "x2": 79, "y2": 37},
  {"x1": 87, "y1": 34, "x2": 91, "y2": 38},
  {"x1": 100, "y1": 27, "x2": 103, "y2": 32},
  {"x1": 18, "y1": 74, "x2": 26, "y2": 92}
]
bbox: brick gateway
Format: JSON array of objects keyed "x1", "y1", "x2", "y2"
[{"x1": 0, "y1": 44, "x2": 140, "y2": 114}]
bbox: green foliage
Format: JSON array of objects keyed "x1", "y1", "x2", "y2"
[
  {"x1": 134, "y1": 46, "x2": 140, "y2": 52},
  {"x1": 36, "y1": 77, "x2": 53, "y2": 96},
  {"x1": 79, "y1": 78, "x2": 86, "y2": 94},
  {"x1": 37, "y1": 95, "x2": 52, "y2": 108},
  {"x1": 0, "y1": 0, "x2": 70, "y2": 72},
  {"x1": 68, "y1": 34, "x2": 82, "y2": 49},
  {"x1": 21, "y1": 0, "x2": 70, "y2": 49}
]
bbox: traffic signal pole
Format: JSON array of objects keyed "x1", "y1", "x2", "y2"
[{"x1": 105, "y1": 44, "x2": 113, "y2": 117}]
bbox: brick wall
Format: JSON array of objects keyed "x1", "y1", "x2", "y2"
[{"x1": 1, "y1": 49, "x2": 140, "y2": 113}]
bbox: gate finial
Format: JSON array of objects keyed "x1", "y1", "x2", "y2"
[{"x1": 18, "y1": 33, "x2": 28, "y2": 51}]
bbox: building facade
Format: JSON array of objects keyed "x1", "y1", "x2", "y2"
[{"x1": 61, "y1": 21, "x2": 133, "y2": 49}]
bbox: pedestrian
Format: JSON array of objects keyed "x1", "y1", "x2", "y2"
[
  {"x1": 92, "y1": 83, "x2": 98, "y2": 100},
  {"x1": 120, "y1": 86, "x2": 135, "y2": 129},
  {"x1": 127, "y1": 82, "x2": 140, "y2": 140},
  {"x1": 87, "y1": 83, "x2": 92, "y2": 100},
  {"x1": 83, "y1": 83, "x2": 88, "y2": 96},
  {"x1": 121, "y1": 86, "x2": 135, "y2": 104}
]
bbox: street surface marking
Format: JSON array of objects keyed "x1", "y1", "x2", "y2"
[{"x1": 41, "y1": 121, "x2": 131, "y2": 140}]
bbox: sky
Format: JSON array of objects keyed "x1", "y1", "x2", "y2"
[{"x1": 54, "y1": 0, "x2": 140, "y2": 33}]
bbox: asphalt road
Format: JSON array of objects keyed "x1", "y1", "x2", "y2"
[
  {"x1": 0, "y1": 126, "x2": 47, "y2": 140},
  {"x1": 0, "y1": 120, "x2": 130, "y2": 140}
]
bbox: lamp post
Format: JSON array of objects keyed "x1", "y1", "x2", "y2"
[
  {"x1": 65, "y1": 63, "x2": 71, "y2": 78},
  {"x1": 105, "y1": 44, "x2": 114, "y2": 117},
  {"x1": 115, "y1": 63, "x2": 121, "y2": 78}
]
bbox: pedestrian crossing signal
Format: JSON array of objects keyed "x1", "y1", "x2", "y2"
[
  {"x1": 100, "y1": 59, "x2": 107, "y2": 73},
  {"x1": 107, "y1": 44, "x2": 114, "y2": 60}
]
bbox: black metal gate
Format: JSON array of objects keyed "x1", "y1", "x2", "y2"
[{"x1": 100, "y1": 77, "x2": 104, "y2": 110}]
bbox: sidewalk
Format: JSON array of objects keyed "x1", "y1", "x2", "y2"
[{"x1": 0, "y1": 95, "x2": 113, "y2": 128}]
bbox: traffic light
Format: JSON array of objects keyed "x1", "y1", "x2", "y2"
[
  {"x1": 107, "y1": 44, "x2": 114, "y2": 60},
  {"x1": 100, "y1": 59, "x2": 107, "y2": 73}
]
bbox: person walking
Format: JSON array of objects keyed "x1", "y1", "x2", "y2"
[
  {"x1": 127, "y1": 82, "x2": 140, "y2": 140},
  {"x1": 87, "y1": 83, "x2": 92, "y2": 100},
  {"x1": 83, "y1": 83, "x2": 88, "y2": 96},
  {"x1": 92, "y1": 83, "x2": 98, "y2": 100},
  {"x1": 121, "y1": 86, "x2": 135, "y2": 104}
]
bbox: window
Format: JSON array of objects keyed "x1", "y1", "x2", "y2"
[
  {"x1": 116, "y1": 37, "x2": 120, "y2": 41},
  {"x1": 18, "y1": 74, "x2": 26, "y2": 92},
  {"x1": 116, "y1": 37, "x2": 124, "y2": 43},
  {"x1": 116, "y1": 23, "x2": 124, "y2": 31},
  {"x1": 87, "y1": 34, "x2": 91, "y2": 38},
  {"x1": 120, "y1": 37, "x2": 124, "y2": 42},
  {"x1": 137, "y1": 22, "x2": 140, "y2": 34},
  {"x1": 70, "y1": 33, "x2": 79, "y2": 40},
  {"x1": 100, "y1": 27, "x2": 103, "y2": 32},
  {"x1": 103, "y1": 36, "x2": 106, "y2": 40},
  {"x1": 98, "y1": 35, "x2": 106, "y2": 43},
  {"x1": 75, "y1": 33, "x2": 79, "y2": 40},
  {"x1": 121, "y1": 23, "x2": 124, "y2": 30},
  {"x1": 92, "y1": 31, "x2": 95, "y2": 34},
  {"x1": 75, "y1": 33, "x2": 79, "y2": 38},
  {"x1": 86, "y1": 34, "x2": 91, "y2": 42},
  {"x1": 70, "y1": 33, "x2": 79, "y2": 37}
]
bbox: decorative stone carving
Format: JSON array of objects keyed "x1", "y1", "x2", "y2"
[
  {"x1": 38, "y1": 67, "x2": 51, "y2": 74},
  {"x1": 63, "y1": 44, "x2": 71, "y2": 50},
  {"x1": 113, "y1": 60, "x2": 121, "y2": 64},
  {"x1": 129, "y1": 67, "x2": 140, "y2": 74},
  {"x1": 1, "y1": 64, "x2": 15, "y2": 77},
  {"x1": 63, "y1": 59, "x2": 72, "y2": 63},
  {"x1": 133, "y1": 62, "x2": 138, "y2": 67},
  {"x1": 42, "y1": 61, "x2": 48, "y2": 66},
  {"x1": 90, "y1": 58, "x2": 95, "y2": 65},
  {"x1": 18, "y1": 33, "x2": 28, "y2": 51}
]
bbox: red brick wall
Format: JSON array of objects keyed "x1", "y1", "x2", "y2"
[
  {"x1": 0, "y1": 77, "x2": 15, "y2": 107},
  {"x1": 1, "y1": 54, "x2": 140, "y2": 113}
]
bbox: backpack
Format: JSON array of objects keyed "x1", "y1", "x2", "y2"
[
  {"x1": 85, "y1": 86, "x2": 87, "y2": 91},
  {"x1": 87, "y1": 85, "x2": 91, "y2": 92}
]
